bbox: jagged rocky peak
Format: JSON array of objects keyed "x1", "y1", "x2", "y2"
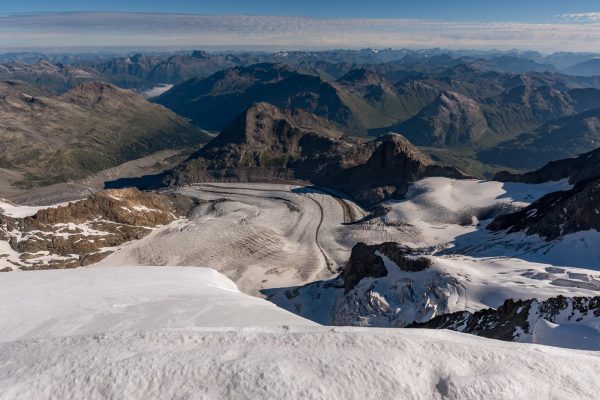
[
  {"x1": 191, "y1": 50, "x2": 211, "y2": 59},
  {"x1": 130, "y1": 103, "x2": 467, "y2": 205},
  {"x1": 491, "y1": 147, "x2": 600, "y2": 239},
  {"x1": 208, "y1": 101, "x2": 343, "y2": 148}
]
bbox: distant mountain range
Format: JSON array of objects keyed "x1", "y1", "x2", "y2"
[
  {"x1": 565, "y1": 59, "x2": 600, "y2": 77},
  {"x1": 3, "y1": 48, "x2": 600, "y2": 191},
  {"x1": 478, "y1": 106, "x2": 600, "y2": 169}
]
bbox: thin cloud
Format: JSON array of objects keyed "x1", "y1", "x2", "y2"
[
  {"x1": 1, "y1": 12, "x2": 600, "y2": 52},
  {"x1": 559, "y1": 12, "x2": 600, "y2": 22}
]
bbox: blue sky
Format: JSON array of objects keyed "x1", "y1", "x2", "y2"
[
  {"x1": 1, "y1": 0, "x2": 599, "y2": 22},
  {"x1": 1, "y1": 1, "x2": 600, "y2": 51}
]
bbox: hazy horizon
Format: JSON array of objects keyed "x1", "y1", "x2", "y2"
[{"x1": 1, "y1": 1, "x2": 600, "y2": 52}]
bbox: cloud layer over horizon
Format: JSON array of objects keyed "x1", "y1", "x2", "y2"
[{"x1": 2, "y1": 12, "x2": 600, "y2": 52}]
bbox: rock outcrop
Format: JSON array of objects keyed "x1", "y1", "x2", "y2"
[
  {"x1": 343, "y1": 242, "x2": 432, "y2": 292},
  {"x1": 265, "y1": 241, "x2": 452, "y2": 328},
  {"x1": 488, "y1": 176, "x2": 600, "y2": 239},
  {"x1": 409, "y1": 295, "x2": 600, "y2": 344},
  {"x1": 118, "y1": 102, "x2": 466, "y2": 206},
  {"x1": 0, "y1": 188, "x2": 191, "y2": 270}
]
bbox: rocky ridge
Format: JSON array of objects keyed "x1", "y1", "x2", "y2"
[
  {"x1": 0, "y1": 188, "x2": 191, "y2": 271},
  {"x1": 122, "y1": 102, "x2": 466, "y2": 206},
  {"x1": 494, "y1": 145, "x2": 600, "y2": 185},
  {"x1": 265, "y1": 241, "x2": 458, "y2": 327},
  {"x1": 409, "y1": 295, "x2": 600, "y2": 346},
  {"x1": 488, "y1": 176, "x2": 600, "y2": 240}
]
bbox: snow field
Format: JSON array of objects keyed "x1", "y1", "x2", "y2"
[{"x1": 1, "y1": 327, "x2": 599, "y2": 400}]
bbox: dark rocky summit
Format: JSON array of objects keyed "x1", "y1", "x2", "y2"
[
  {"x1": 488, "y1": 146, "x2": 600, "y2": 239},
  {"x1": 493, "y1": 145, "x2": 600, "y2": 185},
  {"x1": 124, "y1": 102, "x2": 466, "y2": 206},
  {"x1": 343, "y1": 242, "x2": 431, "y2": 292},
  {"x1": 488, "y1": 176, "x2": 600, "y2": 239}
]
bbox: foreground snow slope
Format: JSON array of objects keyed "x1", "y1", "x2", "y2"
[
  {"x1": 0, "y1": 266, "x2": 316, "y2": 342},
  {"x1": 1, "y1": 327, "x2": 600, "y2": 400}
]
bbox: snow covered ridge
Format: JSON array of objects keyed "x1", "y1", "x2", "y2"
[
  {"x1": 0, "y1": 266, "x2": 314, "y2": 342},
  {"x1": 2, "y1": 328, "x2": 600, "y2": 400}
]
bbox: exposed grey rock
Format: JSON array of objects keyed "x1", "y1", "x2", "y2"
[
  {"x1": 343, "y1": 242, "x2": 431, "y2": 291},
  {"x1": 409, "y1": 295, "x2": 600, "y2": 344},
  {"x1": 488, "y1": 176, "x2": 600, "y2": 239}
]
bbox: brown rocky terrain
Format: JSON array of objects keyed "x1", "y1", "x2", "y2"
[
  {"x1": 0, "y1": 188, "x2": 193, "y2": 271},
  {"x1": 116, "y1": 102, "x2": 466, "y2": 206},
  {"x1": 0, "y1": 80, "x2": 50, "y2": 97}
]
